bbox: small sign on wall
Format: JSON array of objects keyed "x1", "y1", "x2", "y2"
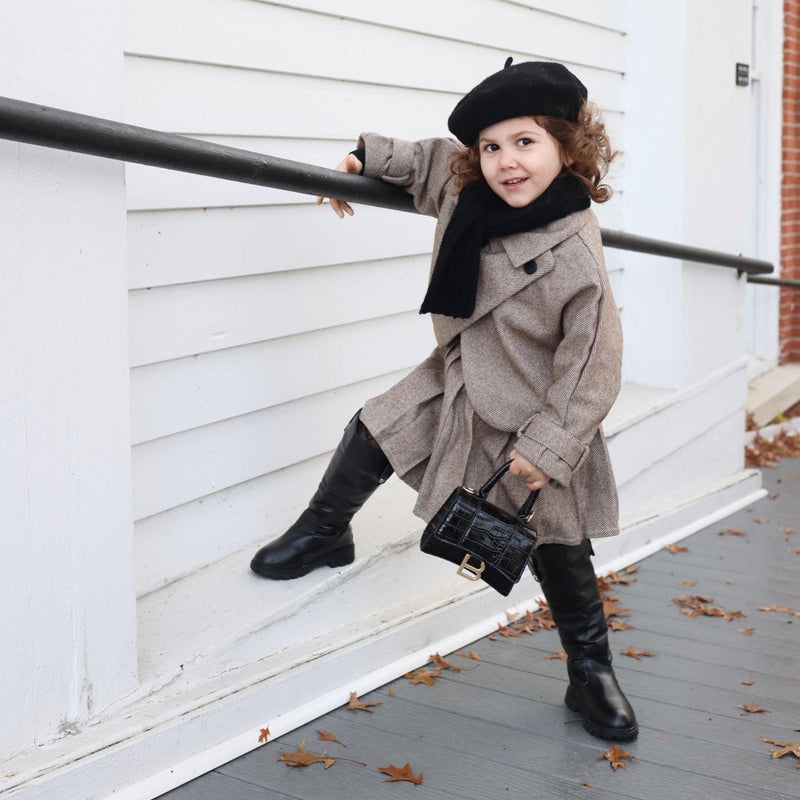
[{"x1": 736, "y1": 63, "x2": 750, "y2": 87}]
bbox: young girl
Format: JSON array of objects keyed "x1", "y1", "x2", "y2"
[{"x1": 250, "y1": 59, "x2": 637, "y2": 742}]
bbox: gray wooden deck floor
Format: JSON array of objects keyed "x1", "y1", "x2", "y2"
[{"x1": 158, "y1": 460, "x2": 800, "y2": 800}]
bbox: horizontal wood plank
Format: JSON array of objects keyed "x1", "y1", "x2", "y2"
[
  {"x1": 130, "y1": 312, "x2": 433, "y2": 444},
  {"x1": 123, "y1": 56, "x2": 624, "y2": 139},
  {"x1": 129, "y1": 255, "x2": 430, "y2": 366},
  {"x1": 127, "y1": 204, "x2": 435, "y2": 289},
  {"x1": 510, "y1": 0, "x2": 626, "y2": 31},
  {"x1": 125, "y1": 0, "x2": 625, "y2": 93}
]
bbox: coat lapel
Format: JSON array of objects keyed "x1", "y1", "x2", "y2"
[{"x1": 431, "y1": 209, "x2": 592, "y2": 346}]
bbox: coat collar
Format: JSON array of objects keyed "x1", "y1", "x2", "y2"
[
  {"x1": 431, "y1": 208, "x2": 593, "y2": 346},
  {"x1": 499, "y1": 208, "x2": 592, "y2": 267}
]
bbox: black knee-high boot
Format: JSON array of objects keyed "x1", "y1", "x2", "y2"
[
  {"x1": 530, "y1": 540, "x2": 638, "y2": 741},
  {"x1": 250, "y1": 411, "x2": 393, "y2": 580}
]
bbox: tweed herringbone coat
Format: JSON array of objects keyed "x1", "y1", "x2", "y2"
[{"x1": 357, "y1": 133, "x2": 622, "y2": 545}]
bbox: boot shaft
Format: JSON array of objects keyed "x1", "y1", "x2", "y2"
[
  {"x1": 531, "y1": 540, "x2": 609, "y2": 657},
  {"x1": 309, "y1": 410, "x2": 393, "y2": 524}
]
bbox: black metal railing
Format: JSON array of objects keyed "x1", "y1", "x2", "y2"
[
  {"x1": 0, "y1": 95, "x2": 775, "y2": 277},
  {"x1": 747, "y1": 275, "x2": 800, "y2": 288}
]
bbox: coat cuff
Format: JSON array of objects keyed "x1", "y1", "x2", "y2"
[
  {"x1": 514, "y1": 415, "x2": 589, "y2": 487},
  {"x1": 358, "y1": 133, "x2": 417, "y2": 183}
]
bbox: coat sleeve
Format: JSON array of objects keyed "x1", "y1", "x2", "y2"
[
  {"x1": 357, "y1": 132, "x2": 462, "y2": 218},
  {"x1": 512, "y1": 268, "x2": 622, "y2": 488}
]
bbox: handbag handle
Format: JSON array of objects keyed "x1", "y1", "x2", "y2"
[{"x1": 476, "y1": 460, "x2": 540, "y2": 522}]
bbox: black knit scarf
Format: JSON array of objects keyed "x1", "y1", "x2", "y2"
[{"x1": 419, "y1": 173, "x2": 590, "y2": 318}]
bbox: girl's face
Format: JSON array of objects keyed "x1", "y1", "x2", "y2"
[{"x1": 478, "y1": 116, "x2": 565, "y2": 207}]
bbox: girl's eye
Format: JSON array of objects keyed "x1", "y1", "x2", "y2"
[
  {"x1": 483, "y1": 143, "x2": 499, "y2": 153},
  {"x1": 517, "y1": 137, "x2": 533, "y2": 146}
]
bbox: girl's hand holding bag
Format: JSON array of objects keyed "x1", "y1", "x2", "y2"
[{"x1": 420, "y1": 460, "x2": 539, "y2": 596}]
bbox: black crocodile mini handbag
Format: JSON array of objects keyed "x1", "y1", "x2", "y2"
[{"x1": 420, "y1": 460, "x2": 539, "y2": 596}]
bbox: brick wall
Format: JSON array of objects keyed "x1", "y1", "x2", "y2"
[{"x1": 782, "y1": 0, "x2": 800, "y2": 362}]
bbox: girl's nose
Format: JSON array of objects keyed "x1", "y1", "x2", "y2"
[{"x1": 499, "y1": 150, "x2": 517, "y2": 169}]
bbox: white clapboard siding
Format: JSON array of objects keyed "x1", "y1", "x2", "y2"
[
  {"x1": 124, "y1": 0, "x2": 628, "y2": 589},
  {"x1": 131, "y1": 371, "x2": 406, "y2": 521},
  {"x1": 129, "y1": 255, "x2": 429, "y2": 366},
  {"x1": 128, "y1": 205, "x2": 435, "y2": 289},
  {"x1": 123, "y1": 55, "x2": 454, "y2": 140},
  {"x1": 124, "y1": 57, "x2": 623, "y2": 140},
  {"x1": 269, "y1": 0, "x2": 626, "y2": 36},
  {"x1": 510, "y1": 0, "x2": 625, "y2": 30},
  {"x1": 130, "y1": 311, "x2": 433, "y2": 444},
  {"x1": 125, "y1": 0, "x2": 624, "y2": 97}
]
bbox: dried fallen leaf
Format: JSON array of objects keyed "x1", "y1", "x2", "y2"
[
  {"x1": 547, "y1": 650, "x2": 568, "y2": 662},
  {"x1": 717, "y1": 528, "x2": 746, "y2": 536},
  {"x1": 497, "y1": 622, "x2": 518, "y2": 637},
  {"x1": 429, "y1": 652, "x2": 460, "y2": 672},
  {"x1": 665, "y1": 543, "x2": 688, "y2": 554},
  {"x1": 759, "y1": 604, "x2": 796, "y2": 614},
  {"x1": 404, "y1": 668, "x2": 442, "y2": 686},
  {"x1": 673, "y1": 595, "x2": 744, "y2": 622},
  {"x1": 317, "y1": 730, "x2": 344, "y2": 746},
  {"x1": 602, "y1": 746, "x2": 635, "y2": 770},
  {"x1": 741, "y1": 678, "x2": 755, "y2": 685},
  {"x1": 781, "y1": 528, "x2": 797, "y2": 534},
  {"x1": 602, "y1": 597, "x2": 631, "y2": 618},
  {"x1": 763, "y1": 737, "x2": 800, "y2": 762},
  {"x1": 387, "y1": 688, "x2": 395, "y2": 697},
  {"x1": 346, "y1": 692, "x2": 381, "y2": 713},
  {"x1": 458, "y1": 651, "x2": 481, "y2": 661},
  {"x1": 608, "y1": 619, "x2": 634, "y2": 632},
  {"x1": 792, "y1": 549, "x2": 800, "y2": 555},
  {"x1": 746, "y1": 431, "x2": 800, "y2": 467},
  {"x1": 753, "y1": 517, "x2": 768, "y2": 524},
  {"x1": 507, "y1": 605, "x2": 556, "y2": 634},
  {"x1": 681, "y1": 580, "x2": 698, "y2": 587},
  {"x1": 279, "y1": 741, "x2": 336, "y2": 769},
  {"x1": 738, "y1": 627, "x2": 755, "y2": 636},
  {"x1": 603, "y1": 570, "x2": 637, "y2": 586},
  {"x1": 621, "y1": 645, "x2": 654, "y2": 660},
  {"x1": 724, "y1": 610, "x2": 747, "y2": 621},
  {"x1": 580, "y1": 781, "x2": 600, "y2": 788},
  {"x1": 623, "y1": 565, "x2": 639, "y2": 574},
  {"x1": 739, "y1": 702, "x2": 771, "y2": 714},
  {"x1": 378, "y1": 763, "x2": 423, "y2": 784},
  {"x1": 258, "y1": 727, "x2": 270, "y2": 744}
]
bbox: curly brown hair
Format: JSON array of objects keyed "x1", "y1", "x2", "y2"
[{"x1": 449, "y1": 102, "x2": 617, "y2": 203}]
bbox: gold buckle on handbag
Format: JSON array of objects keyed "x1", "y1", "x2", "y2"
[{"x1": 457, "y1": 554, "x2": 486, "y2": 581}]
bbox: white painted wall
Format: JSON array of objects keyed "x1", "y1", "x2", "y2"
[
  {"x1": 622, "y1": 0, "x2": 758, "y2": 390},
  {"x1": 0, "y1": 0, "x2": 136, "y2": 763}
]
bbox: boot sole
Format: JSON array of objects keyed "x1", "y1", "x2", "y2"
[
  {"x1": 565, "y1": 686, "x2": 639, "y2": 742},
  {"x1": 250, "y1": 545, "x2": 355, "y2": 580}
]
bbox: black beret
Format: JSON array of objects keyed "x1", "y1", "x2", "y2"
[{"x1": 448, "y1": 58, "x2": 588, "y2": 146}]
